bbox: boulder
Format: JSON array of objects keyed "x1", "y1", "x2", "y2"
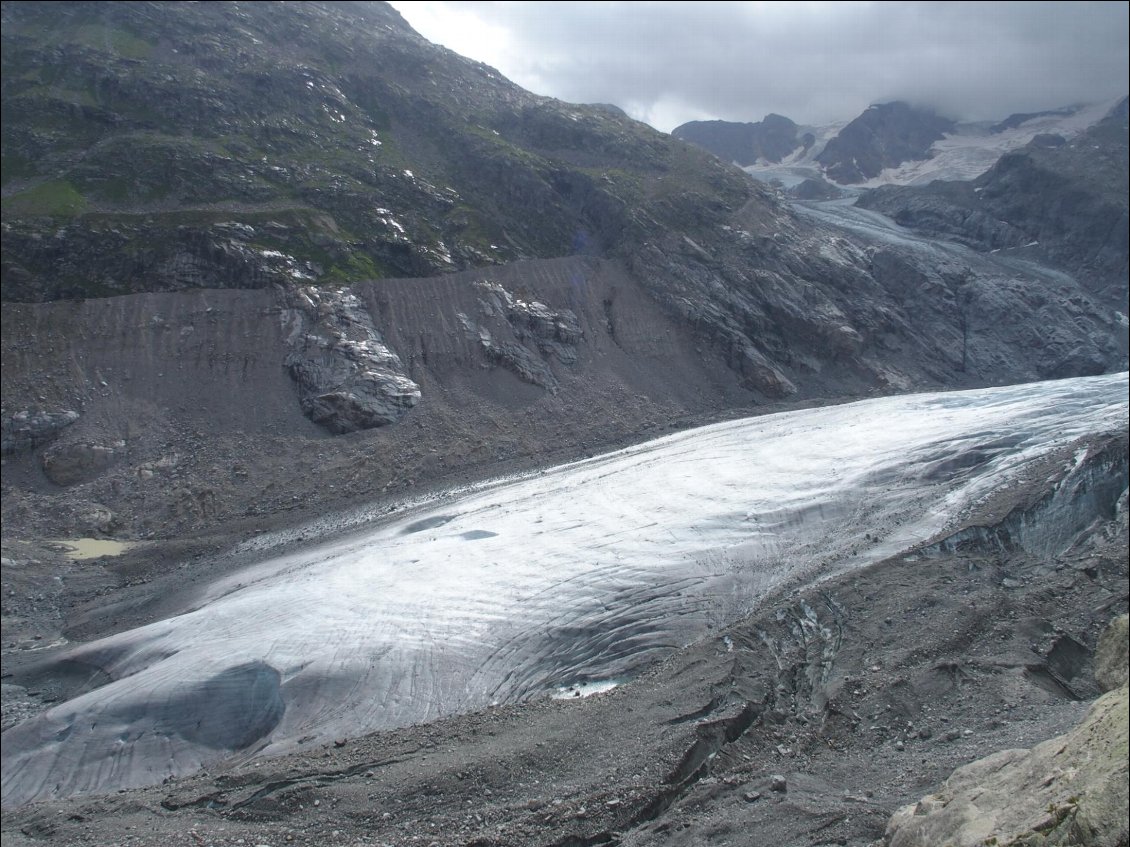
[
  {"x1": 42, "y1": 442, "x2": 117, "y2": 486},
  {"x1": 1095, "y1": 614, "x2": 1129, "y2": 692},
  {"x1": 1, "y1": 410, "x2": 80, "y2": 455},
  {"x1": 884, "y1": 615, "x2": 1130, "y2": 846}
]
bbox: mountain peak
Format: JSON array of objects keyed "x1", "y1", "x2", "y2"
[
  {"x1": 671, "y1": 112, "x2": 800, "y2": 165},
  {"x1": 816, "y1": 100, "x2": 955, "y2": 183}
]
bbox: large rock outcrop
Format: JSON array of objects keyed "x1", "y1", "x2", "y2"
[
  {"x1": 884, "y1": 614, "x2": 1130, "y2": 847},
  {"x1": 281, "y1": 286, "x2": 420, "y2": 433}
]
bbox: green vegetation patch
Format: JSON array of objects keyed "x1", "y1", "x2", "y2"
[
  {"x1": 2, "y1": 180, "x2": 88, "y2": 217},
  {"x1": 70, "y1": 24, "x2": 153, "y2": 60},
  {"x1": 324, "y1": 251, "x2": 386, "y2": 283}
]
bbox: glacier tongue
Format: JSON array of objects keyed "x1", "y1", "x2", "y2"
[{"x1": 2, "y1": 373, "x2": 1127, "y2": 806}]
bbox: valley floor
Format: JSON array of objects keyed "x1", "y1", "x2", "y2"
[{"x1": 2, "y1": 427, "x2": 1126, "y2": 846}]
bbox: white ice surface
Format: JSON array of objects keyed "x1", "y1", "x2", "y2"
[
  {"x1": 859, "y1": 98, "x2": 1121, "y2": 187},
  {"x1": 2, "y1": 373, "x2": 1127, "y2": 806}
]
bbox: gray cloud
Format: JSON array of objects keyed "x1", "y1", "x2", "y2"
[{"x1": 393, "y1": 1, "x2": 1129, "y2": 131}]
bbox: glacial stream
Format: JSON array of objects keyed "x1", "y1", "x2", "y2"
[{"x1": 2, "y1": 373, "x2": 1127, "y2": 806}]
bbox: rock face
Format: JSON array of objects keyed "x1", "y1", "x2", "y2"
[
  {"x1": 672, "y1": 113, "x2": 806, "y2": 166},
  {"x1": 1095, "y1": 614, "x2": 1129, "y2": 692},
  {"x1": 461, "y1": 279, "x2": 582, "y2": 390},
  {"x1": 281, "y1": 286, "x2": 420, "y2": 433},
  {"x1": 858, "y1": 97, "x2": 1129, "y2": 309},
  {"x1": 0, "y1": 409, "x2": 80, "y2": 455},
  {"x1": 884, "y1": 614, "x2": 1130, "y2": 847},
  {"x1": 816, "y1": 101, "x2": 955, "y2": 184}
]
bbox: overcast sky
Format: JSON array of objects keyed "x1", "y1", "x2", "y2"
[{"x1": 389, "y1": 1, "x2": 1129, "y2": 132}]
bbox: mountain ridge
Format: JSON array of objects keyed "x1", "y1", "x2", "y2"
[
  {"x1": 2, "y1": 0, "x2": 1125, "y2": 536},
  {"x1": 816, "y1": 101, "x2": 956, "y2": 184},
  {"x1": 671, "y1": 113, "x2": 812, "y2": 167},
  {"x1": 674, "y1": 96, "x2": 1127, "y2": 190}
]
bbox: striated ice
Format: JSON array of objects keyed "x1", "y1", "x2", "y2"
[{"x1": 1, "y1": 374, "x2": 1126, "y2": 806}]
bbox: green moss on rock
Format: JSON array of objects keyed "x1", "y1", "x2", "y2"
[{"x1": 1, "y1": 180, "x2": 88, "y2": 217}]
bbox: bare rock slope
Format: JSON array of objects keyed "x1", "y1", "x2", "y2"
[{"x1": 884, "y1": 614, "x2": 1129, "y2": 847}]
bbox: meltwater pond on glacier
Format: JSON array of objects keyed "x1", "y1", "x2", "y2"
[{"x1": 3, "y1": 373, "x2": 1128, "y2": 806}]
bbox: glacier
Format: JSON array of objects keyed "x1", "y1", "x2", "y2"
[
  {"x1": 2, "y1": 373, "x2": 1127, "y2": 806},
  {"x1": 743, "y1": 97, "x2": 1124, "y2": 189}
]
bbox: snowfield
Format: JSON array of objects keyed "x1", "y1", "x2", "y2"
[
  {"x1": 2, "y1": 373, "x2": 1127, "y2": 806},
  {"x1": 744, "y1": 97, "x2": 1123, "y2": 188}
]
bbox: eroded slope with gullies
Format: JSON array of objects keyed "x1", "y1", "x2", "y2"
[{"x1": 4, "y1": 217, "x2": 1127, "y2": 545}]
